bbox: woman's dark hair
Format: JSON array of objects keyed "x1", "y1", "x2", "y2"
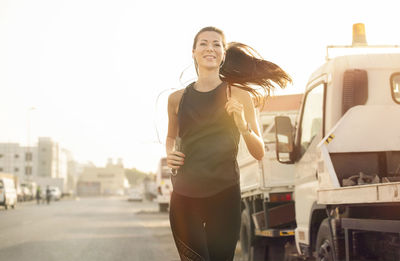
[
  {"x1": 193, "y1": 26, "x2": 292, "y2": 107},
  {"x1": 220, "y1": 42, "x2": 292, "y2": 107},
  {"x1": 192, "y1": 26, "x2": 226, "y2": 50}
]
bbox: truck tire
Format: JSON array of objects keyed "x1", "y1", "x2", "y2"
[
  {"x1": 265, "y1": 238, "x2": 285, "y2": 261},
  {"x1": 316, "y1": 218, "x2": 335, "y2": 261},
  {"x1": 159, "y1": 203, "x2": 169, "y2": 212},
  {"x1": 283, "y1": 239, "x2": 300, "y2": 261},
  {"x1": 240, "y1": 210, "x2": 253, "y2": 261},
  {"x1": 240, "y1": 210, "x2": 267, "y2": 261}
]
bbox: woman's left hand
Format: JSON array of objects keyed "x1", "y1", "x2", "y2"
[{"x1": 225, "y1": 97, "x2": 247, "y2": 132}]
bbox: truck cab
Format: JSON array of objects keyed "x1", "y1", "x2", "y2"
[
  {"x1": 275, "y1": 25, "x2": 400, "y2": 260},
  {"x1": 238, "y1": 23, "x2": 400, "y2": 261}
]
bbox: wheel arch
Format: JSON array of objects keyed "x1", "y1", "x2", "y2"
[{"x1": 309, "y1": 203, "x2": 328, "y2": 253}]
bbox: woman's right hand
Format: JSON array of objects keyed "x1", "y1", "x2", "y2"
[{"x1": 167, "y1": 150, "x2": 185, "y2": 170}]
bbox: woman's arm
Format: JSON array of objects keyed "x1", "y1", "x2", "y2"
[
  {"x1": 225, "y1": 87, "x2": 265, "y2": 160},
  {"x1": 166, "y1": 90, "x2": 185, "y2": 170}
]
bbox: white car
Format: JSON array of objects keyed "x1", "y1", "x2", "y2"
[
  {"x1": 49, "y1": 186, "x2": 62, "y2": 201},
  {"x1": 127, "y1": 189, "x2": 143, "y2": 202}
]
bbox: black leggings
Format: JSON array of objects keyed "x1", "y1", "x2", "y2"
[{"x1": 169, "y1": 185, "x2": 241, "y2": 261}]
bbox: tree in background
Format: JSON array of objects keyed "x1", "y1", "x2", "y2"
[{"x1": 125, "y1": 168, "x2": 156, "y2": 200}]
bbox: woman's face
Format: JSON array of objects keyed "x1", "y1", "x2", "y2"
[{"x1": 192, "y1": 31, "x2": 225, "y2": 71}]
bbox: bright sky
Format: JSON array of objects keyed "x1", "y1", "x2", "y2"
[{"x1": 1, "y1": 0, "x2": 400, "y2": 172}]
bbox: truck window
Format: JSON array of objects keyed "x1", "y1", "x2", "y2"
[
  {"x1": 160, "y1": 158, "x2": 170, "y2": 179},
  {"x1": 391, "y1": 73, "x2": 400, "y2": 104},
  {"x1": 299, "y1": 83, "x2": 324, "y2": 157},
  {"x1": 161, "y1": 166, "x2": 171, "y2": 179},
  {"x1": 263, "y1": 123, "x2": 276, "y2": 144}
]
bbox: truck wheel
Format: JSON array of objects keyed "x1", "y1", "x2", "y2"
[
  {"x1": 316, "y1": 218, "x2": 334, "y2": 261},
  {"x1": 159, "y1": 203, "x2": 169, "y2": 212},
  {"x1": 283, "y1": 239, "x2": 300, "y2": 261},
  {"x1": 267, "y1": 238, "x2": 285, "y2": 261},
  {"x1": 240, "y1": 210, "x2": 253, "y2": 261},
  {"x1": 240, "y1": 210, "x2": 267, "y2": 261}
]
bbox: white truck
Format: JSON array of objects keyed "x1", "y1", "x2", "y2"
[
  {"x1": 238, "y1": 24, "x2": 400, "y2": 261},
  {"x1": 156, "y1": 157, "x2": 173, "y2": 212},
  {"x1": 238, "y1": 95, "x2": 301, "y2": 261}
]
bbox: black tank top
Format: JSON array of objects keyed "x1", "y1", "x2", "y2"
[{"x1": 172, "y1": 81, "x2": 240, "y2": 197}]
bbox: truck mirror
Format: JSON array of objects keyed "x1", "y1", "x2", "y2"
[{"x1": 275, "y1": 116, "x2": 294, "y2": 163}]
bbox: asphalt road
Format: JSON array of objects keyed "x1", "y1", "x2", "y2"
[{"x1": 0, "y1": 197, "x2": 181, "y2": 261}]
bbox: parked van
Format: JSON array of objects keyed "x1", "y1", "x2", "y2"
[{"x1": 0, "y1": 173, "x2": 17, "y2": 210}]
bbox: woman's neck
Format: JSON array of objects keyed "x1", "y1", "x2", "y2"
[{"x1": 195, "y1": 68, "x2": 222, "y2": 92}]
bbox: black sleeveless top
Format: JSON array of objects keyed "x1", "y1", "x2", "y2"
[{"x1": 172, "y1": 81, "x2": 240, "y2": 197}]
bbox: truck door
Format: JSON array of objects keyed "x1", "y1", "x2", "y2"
[{"x1": 294, "y1": 80, "x2": 325, "y2": 251}]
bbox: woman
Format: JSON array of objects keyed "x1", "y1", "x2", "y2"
[{"x1": 166, "y1": 26, "x2": 291, "y2": 261}]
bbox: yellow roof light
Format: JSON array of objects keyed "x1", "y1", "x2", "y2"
[{"x1": 352, "y1": 23, "x2": 367, "y2": 46}]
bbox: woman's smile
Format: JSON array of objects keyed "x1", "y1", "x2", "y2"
[{"x1": 192, "y1": 31, "x2": 224, "y2": 70}]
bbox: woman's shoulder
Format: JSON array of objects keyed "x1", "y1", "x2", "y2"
[
  {"x1": 230, "y1": 85, "x2": 251, "y2": 101},
  {"x1": 169, "y1": 88, "x2": 185, "y2": 100},
  {"x1": 169, "y1": 82, "x2": 195, "y2": 102},
  {"x1": 168, "y1": 88, "x2": 186, "y2": 110}
]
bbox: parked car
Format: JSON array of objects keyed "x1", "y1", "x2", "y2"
[
  {"x1": 17, "y1": 186, "x2": 24, "y2": 202},
  {"x1": 49, "y1": 186, "x2": 62, "y2": 201},
  {"x1": 21, "y1": 185, "x2": 33, "y2": 201},
  {"x1": 127, "y1": 188, "x2": 143, "y2": 202}
]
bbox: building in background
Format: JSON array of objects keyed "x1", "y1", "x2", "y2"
[
  {"x1": 259, "y1": 94, "x2": 303, "y2": 144},
  {"x1": 0, "y1": 137, "x2": 74, "y2": 194},
  {"x1": 260, "y1": 94, "x2": 303, "y2": 129},
  {"x1": 77, "y1": 158, "x2": 129, "y2": 197},
  {"x1": 1, "y1": 139, "x2": 146, "y2": 198},
  {"x1": 64, "y1": 149, "x2": 81, "y2": 196},
  {"x1": 37, "y1": 137, "x2": 60, "y2": 178},
  {"x1": 0, "y1": 143, "x2": 38, "y2": 180}
]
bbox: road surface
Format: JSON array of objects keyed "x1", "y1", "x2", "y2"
[
  {"x1": 0, "y1": 197, "x2": 180, "y2": 261},
  {"x1": 0, "y1": 197, "x2": 243, "y2": 261}
]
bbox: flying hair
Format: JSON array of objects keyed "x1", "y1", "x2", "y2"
[
  {"x1": 189, "y1": 26, "x2": 292, "y2": 108},
  {"x1": 220, "y1": 42, "x2": 292, "y2": 108}
]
